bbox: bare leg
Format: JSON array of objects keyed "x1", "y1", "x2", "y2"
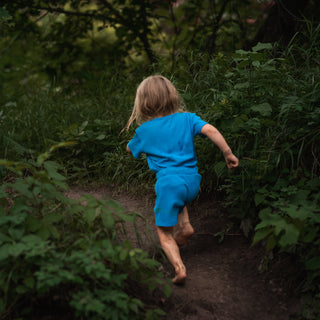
[
  {"x1": 174, "y1": 206, "x2": 194, "y2": 246},
  {"x1": 157, "y1": 226, "x2": 187, "y2": 284}
]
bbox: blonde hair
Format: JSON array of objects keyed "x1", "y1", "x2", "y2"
[{"x1": 124, "y1": 75, "x2": 183, "y2": 131}]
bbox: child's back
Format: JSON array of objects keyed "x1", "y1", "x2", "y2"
[{"x1": 128, "y1": 112, "x2": 207, "y2": 173}]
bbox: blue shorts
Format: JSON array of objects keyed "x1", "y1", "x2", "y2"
[{"x1": 154, "y1": 168, "x2": 201, "y2": 227}]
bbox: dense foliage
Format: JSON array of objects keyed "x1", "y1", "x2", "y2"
[
  {"x1": 0, "y1": 146, "x2": 170, "y2": 319},
  {"x1": 1, "y1": 1, "x2": 320, "y2": 319},
  {"x1": 2, "y1": 0, "x2": 319, "y2": 85}
]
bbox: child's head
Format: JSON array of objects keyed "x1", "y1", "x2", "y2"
[{"x1": 125, "y1": 75, "x2": 182, "y2": 131}]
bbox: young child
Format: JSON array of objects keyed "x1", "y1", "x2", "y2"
[{"x1": 125, "y1": 75, "x2": 239, "y2": 284}]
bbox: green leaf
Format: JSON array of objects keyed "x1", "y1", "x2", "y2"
[
  {"x1": 0, "y1": 189, "x2": 8, "y2": 199},
  {"x1": 278, "y1": 224, "x2": 300, "y2": 247},
  {"x1": 33, "y1": 185, "x2": 41, "y2": 196},
  {"x1": 117, "y1": 212, "x2": 137, "y2": 223},
  {"x1": 0, "y1": 297, "x2": 5, "y2": 313},
  {"x1": 163, "y1": 283, "x2": 171, "y2": 298},
  {"x1": 48, "y1": 141, "x2": 77, "y2": 153},
  {"x1": 251, "y1": 103, "x2": 272, "y2": 117},
  {"x1": 302, "y1": 227, "x2": 318, "y2": 243},
  {"x1": 234, "y1": 49, "x2": 249, "y2": 55},
  {"x1": 16, "y1": 285, "x2": 28, "y2": 294},
  {"x1": 44, "y1": 162, "x2": 66, "y2": 181},
  {"x1": 10, "y1": 203, "x2": 31, "y2": 215},
  {"x1": 234, "y1": 82, "x2": 249, "y2": 90},
  {"x1": 307, "y1": 178, "x2": 320, "y2": 190},
  {"x1": 0, "y1": 7, "x2": 11, "y2": 20},
  {"x1": 255, "y1": 208, "x2": 300, "y2": 248},
  {"x1": 83, "y1": 194, "x2": 100, "y2": 208},
  {"x1": 24, "y1": 276, "x2": 35, "y2": 289},
  {"x1": 129, "y1": 299, "x2": 140, "y2": 313},
  {"x1": 26, "y1": 216, "x2": 42, "y2": 232},
  {"x1": 119, "y1": 249, "x2": 127, "y2": 261},
  {"x1": 8, "y1": 228, "x2": 24, "y2": 240},
  {"x1": 0, "y1": 213, "x2": 27, "y2": 226},
  {"x1": 37, "y1": 152, "x2": 50, "y2": 166},
  {"x1": 79, "y1": 120, "x2": 88, "y2": 131},
  {"x1": 266, "y1": 234, "x2": 277, "y2": 251},
  {"x1": 252, "y1": 227, "x2": 273, "y2": 245},
  {"x1": 101, "y1": 212, "x2": 115, "y2": 230},
  {"x1": 96, "y1": 134, "x2": 106, "y2": 140},
  {"x1": 10, "y1": 243, "x2": 27, "y2": 257},
  {"x1": 306, "y1": 257, "x2": 320, "y2": 270},
  {"x1": 291, "y1": 189, "x2": 310, "y2": 202},
  {"x1": 252, "y1": 42, "x2": 272, "y2": 52},
  {"x1": 0, "y1": 243, "x2": 11, "y2": 260},
  {"x1": 255, "y1": 208, "x2": 273, "y2": 230},
  {"x1": 254, "y1": 193, "x2": 266, "y2": 206},
  {"x1": 285, "y1": 205, "x2": 311, "y2": 220},
  {"x1": 43, "y1": 212, "x2": 63, "y2": 224},
  {"x1": 69, "y1": 204, "x2": 84, "y2": 215},
  {"x1": 0, "y1": 231, "x2": 11, "y2": 243},
  {"x1": 214, "y1": 161, "x2": 226, "y2": 176},
  {"x1": 10, "y1": 181, "x2": 33, "y2": 199},
  {"x1": 252, "y1": 60, "x2": 260, "y2": 67},
  {"x1": 37, "y1": 227, "x2": 51, "y2": 240},
  {"x1": 83, "y1": 208, "x2": 99, "y2": 226},
  {"x1": 237, "y1": 60, "x2": 250, "y2": 68},
  {"x1": 21, "y1": 234, "x2": 43, "y2": 244},
  {"x1": 48, "y1": 225, "x2": 60, "y2": 239},
  {"x1": 37, "y1": 143, "x2": 76, "y2": 166},
  {"x1": 107, "y1": 200, "x2": 124, "y2": 213}
]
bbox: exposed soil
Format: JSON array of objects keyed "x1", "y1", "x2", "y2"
[{"x1": 67, "y1": 186, "x2": 302, "y2": 320}]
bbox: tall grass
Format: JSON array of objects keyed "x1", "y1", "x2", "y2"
[{"x1": 0, "y1": 69, "x2": 139, "y2": 182}]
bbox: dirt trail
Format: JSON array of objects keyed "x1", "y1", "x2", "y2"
[{"x1": 67, "y1": 186, "x2": 301, "y2": 320}]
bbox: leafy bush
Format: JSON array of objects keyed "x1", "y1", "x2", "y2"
[
  {"x1": 177, "y1": 37, "x2": 320, "y2": 316},
  {"x1": 0, "y1": 145, "x2": 170, "y2": 319}
]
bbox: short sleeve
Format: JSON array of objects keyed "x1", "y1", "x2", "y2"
[
  {"x1": 190, "y1": 113, "x2": 208, "y2": 136},
  {"x1": 128, "y1": 131, "x2": 144, "y2": 159}
]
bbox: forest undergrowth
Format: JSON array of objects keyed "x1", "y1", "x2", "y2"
[{"x1": 1, "y1": 22, "x2": 320, "y2": 318}]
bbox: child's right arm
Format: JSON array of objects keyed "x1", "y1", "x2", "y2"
[{"x1": 200, "y1": 124, "x2": 239, "y2": 169}]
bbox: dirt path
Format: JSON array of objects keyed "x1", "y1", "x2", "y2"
[{"x1": 67, "y1": 186, "x2": 301, "y2": 320}]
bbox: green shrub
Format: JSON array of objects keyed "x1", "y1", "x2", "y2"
[
  {"x1": 0, "y1": 145, "x2": 170, "y2": 319},
  {"x1": 170, "y1": 37, "x2": 320, "y2": 316}
]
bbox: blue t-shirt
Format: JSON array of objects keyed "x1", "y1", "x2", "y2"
[{"x1": 128, "y1": 112, "x2": 207, "y2": 173}]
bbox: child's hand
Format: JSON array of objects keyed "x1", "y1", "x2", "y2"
[{"x1": 224, "y1": 153, "x2": 239, "y2": 169}]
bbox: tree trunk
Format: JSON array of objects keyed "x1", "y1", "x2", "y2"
[{"x1": 250, "y1": 0, "x2": 311, "y2": 48}]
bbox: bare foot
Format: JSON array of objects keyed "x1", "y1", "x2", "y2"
[
  {"x1": 172, "y1": 268, "x2": 187, "y2": 285},
  {"x1": 174, "y1": 223, "x2": 194, "y2": 246}
]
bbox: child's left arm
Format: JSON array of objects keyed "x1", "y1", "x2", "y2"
[
  {"x1": 201, "y1": 124, "x2": 239, "y2": 169},
  {"x1": 126, "y1": 144, "x2": 132, "y2": 155}
]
